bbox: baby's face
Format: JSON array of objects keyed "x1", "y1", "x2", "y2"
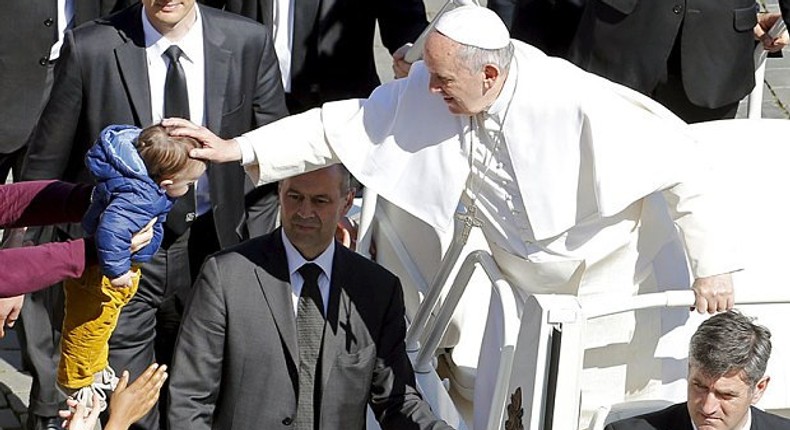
[{"x1": 163, "y1": 162, "x2": 206, "y2": 198}]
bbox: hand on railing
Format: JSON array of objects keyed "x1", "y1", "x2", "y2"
[
  {"x1": 392, "y1": 43, "x2": 413, "y2": 79},
  {"x1": 691, "y1": 273, "x2": 734, "y2": 314},
  {"x1": 755, "y1": 12, "x2": 789, "y2": 53}
]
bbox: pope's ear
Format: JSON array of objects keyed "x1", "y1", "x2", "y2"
[
  {"x1": 483, "y1": 64, "x2": 501, "y2": 81},
  {"x1": 483, "y1": 64, "x2": 501, "y2": 90}
]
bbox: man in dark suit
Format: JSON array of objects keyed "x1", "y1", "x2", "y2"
[
  {"x1": 168, "y1": 165, "x2": 452, "y2": 430},
  {"x1": 4, "y1": 4, "x2": 133, "y2": 429},
  {"x1": 198, "y1": 0, "x2": 427, "y2": 113},
  {"x1": 606, "y1": 310, "x2": 790, "y2": 430},
  {"x1": 488, "y1": 0, "x2": 585, "y2": 58},
  {"x1": 20, "y1": 1, "x2": 287, "y2": 428},
  {"x1": 568, "y1": 0, "x2": 783, "y2": 123},
  {"x1": 781, "y1": 0, "x2": 790, "y2": 27},
  {"x1": 0, "y1": 1, "x2": 131, "y2": 185}
]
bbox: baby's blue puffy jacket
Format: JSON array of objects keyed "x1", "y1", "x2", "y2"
[{"x1": 82, "y1": 125, "x2": 174, "y2": 279}]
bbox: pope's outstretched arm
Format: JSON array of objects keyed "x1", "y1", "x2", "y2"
[{"x1": 164, "y1": 108, "x2": 340, "y2": 186}]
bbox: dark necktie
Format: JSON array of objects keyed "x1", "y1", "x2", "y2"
[
  {"x1": 163, "y1": 45, "x2": 196, "y2": 237},
  {"x1": 295, "y1": 263, "x2": 325, "y2": 430}
]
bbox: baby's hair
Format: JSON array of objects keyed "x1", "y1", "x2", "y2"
[{"x1": 135, "y1": 124, "x2": 204, "y2": 183}]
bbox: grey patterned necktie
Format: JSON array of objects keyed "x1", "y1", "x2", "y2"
[{"x1": 295, "y1": 263, "x2": 325, "y2": 430}]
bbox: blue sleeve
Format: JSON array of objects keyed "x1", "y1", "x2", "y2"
[{"x1": 94, "y1": 191, "x2": 164, "y2": 278}]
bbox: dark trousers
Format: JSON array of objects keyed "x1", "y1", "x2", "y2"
[
  {"x1": 16, "y1": 226, "x2": 66, "y2": 426},
  {"x1": 0, "y1": 146, "x2": 26, "y2": 184},
  {"x1": 17, "y1": 278, "x2": 65, "y2": 420}
]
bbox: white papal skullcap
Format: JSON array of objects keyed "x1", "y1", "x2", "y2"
[{"x1": 434, "y1": 5, "x2": 510, "y2": 50}]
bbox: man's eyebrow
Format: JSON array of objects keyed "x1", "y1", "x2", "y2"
[{"x1": 715, "y1": 387, "x2": 741, "y2": 397}]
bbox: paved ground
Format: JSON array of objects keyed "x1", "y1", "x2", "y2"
[
  {"x1": 0, "y1": 329, "x2": 29, "y2": 430},
  {"x1": 1, "y1": 1, "x2": 789, "y2": 428}
]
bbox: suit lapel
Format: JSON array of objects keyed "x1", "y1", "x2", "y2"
[
  {"x1": 749, "y1": 406, "x2": 763, "y2": 429},
  {"x1": 201, "y1": 12, "x2": 231, "y2": 135},
  {"x1": 114, "y1": 6, "x2": 152, "y2": 126},
  {"x1": 255, "y1": 238, "x2": 359, "y2": 395},
  {"x1": 678, "y1": 403, "x2": 695, "y2": 430},
  {"x1": 320, "y1": 245, "x2": 353, "y2": 390},
  {"x1": 254, "y1": 232, "x2": 299, "y2": 364}
]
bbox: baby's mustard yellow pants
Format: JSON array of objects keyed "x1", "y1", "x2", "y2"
[{"x1": 58, "y1": 265, "x2": 140, "y2": 389}]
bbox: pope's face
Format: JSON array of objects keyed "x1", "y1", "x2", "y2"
[
  {"x1": 687, "y1": 364, "x2": 768, "y2": 430},
  {"x1": 424, "y1": 32, "x2": 488, "y2": 116},
  {"x1": 143, "y1": 0, "x2": 197, "y2": 34},
  {"x1": 279, "y1": 166, "x2": 354, "y2": 260}
]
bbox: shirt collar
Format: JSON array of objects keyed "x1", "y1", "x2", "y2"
[
  {"x1": 485, "y1": 51, "x2": 518, "y2": 122},
  {"x1": 282, "y1": 229, "x2": 335, "y2": 281},
  {"x1": 142, "y1": 4, "x2": 204, "y2": 64}
]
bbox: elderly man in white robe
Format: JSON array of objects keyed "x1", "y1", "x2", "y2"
[{"x1": 164, "y1": 5, "x2": 739, "y2": 426}]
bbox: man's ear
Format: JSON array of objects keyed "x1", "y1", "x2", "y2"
[
  {"x1": 751, "y1": 376, "x2": 770, "y2": 405},
  {"x1": 159, "y1": 179, "x2": 174, "y2": 189},
  {"x1": 342, "y1": 189, "x2": 356, "y2": 215}
]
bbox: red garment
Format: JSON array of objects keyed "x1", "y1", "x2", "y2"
[{"x1": 1, "y1": 180, "x2": 93, "y2": 297}]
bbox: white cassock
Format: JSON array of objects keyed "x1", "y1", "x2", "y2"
[{"x1": 238, "y1": 40, "x2": 741, "y2": 427}]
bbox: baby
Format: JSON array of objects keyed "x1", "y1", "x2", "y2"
[{"x1": 58, "y1": 124, "x2": 205, "y2": 410}]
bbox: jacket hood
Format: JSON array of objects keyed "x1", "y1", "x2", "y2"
[{"x1": 86, "y1": 125, "x2": 159, "y2": 189}]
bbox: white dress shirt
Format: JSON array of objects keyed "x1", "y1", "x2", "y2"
[
  {"x1": 50, "y1": 0, "x2": 75, "y2": 60},
  {"x1": 143, "y1": 8, "x2": 206, "y2": 126},
  {"x1": 282, "y1": 230, "x2": 333, "y2": 317},
  {"x1": 143, "y1": 6, "x2": 212, "y2": 215},
  {"x1": 271, "y1": 0, "x2": 295, "y2": 92}
]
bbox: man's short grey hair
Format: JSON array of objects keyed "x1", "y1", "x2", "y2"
[
  {"x1": 331, "y1": 163, "x2": 353, "y2": 195},
  {"x1": 689, "y1": 310, "x2": 772, "y2": 388},
  {"x1": 455, "y1": 41, "x2": 514, "y2": 74}
]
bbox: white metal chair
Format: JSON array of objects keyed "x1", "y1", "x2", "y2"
[{"x1": 360, "y1": 115, "x2": 790, "y2": 430}]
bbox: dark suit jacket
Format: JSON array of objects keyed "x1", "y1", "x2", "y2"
[
  {"x1": 605, "y1": 402, "x2": 790, "y2": 429},
  {"x1": 20, "y1": 3, "x2": 288, "y2": 246},
  {"x1": 0, "y1": 0, "x2": 130, "y2": 154},
  {"x1": 168, "y1": 230, "x2": 452, "y2": 430},
  {"x1": 568, "y1": 0, "x2": 759, "y2": 108},
  {"x1": 198, "y1": 0, "x2": 427, "y2": 112},
  {"x1": 488, "y1": 0, "x2": 585, "y2": 58}
]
